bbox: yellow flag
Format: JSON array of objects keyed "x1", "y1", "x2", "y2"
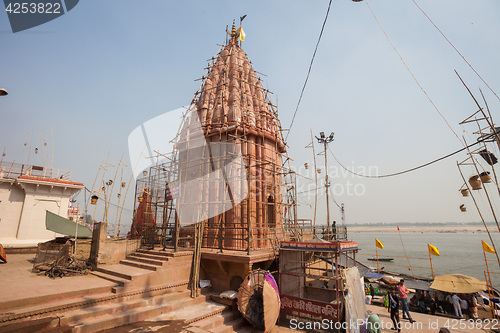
[
  {"x1": 236, "y1": 27, "x2": 246, "y2": 42},
  {"x1": 428, "y1": 244, "x2": 440, "y2": 256},
  {"x1": 482, "y1": 240, "x2": 496, "y2": 254},
  {"x1": 375, "y1": 238, "x2": 384, "y2": 249}
]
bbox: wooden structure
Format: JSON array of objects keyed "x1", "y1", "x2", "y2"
[{"x1": 279, "y1": 240, "x2": 360, "y2": 327}]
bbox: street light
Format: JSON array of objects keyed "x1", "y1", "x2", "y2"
[
  {"x1": 316, "y1": 131, "x2": 335, "y2": 239},
  {"x1": 0, "y1": 88, "x2": 7, "y2": 96}
]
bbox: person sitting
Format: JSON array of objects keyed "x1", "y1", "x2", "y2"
[
  {"x1": 425, "y1": 291, "x2": 437, "y2": 315},
  {"x1": 417, "y1": 299, "x2": 427, "y2": 313}
]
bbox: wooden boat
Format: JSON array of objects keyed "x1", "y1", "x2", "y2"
[{"x1": 368, "y1": 256, "x2": 394, "y2": 262}]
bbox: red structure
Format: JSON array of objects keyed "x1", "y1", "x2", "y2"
[{"x1": 129, "y1": 191, "x2": 156, "y2": 239}]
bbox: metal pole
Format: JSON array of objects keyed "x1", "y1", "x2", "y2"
[{"x1": 323, "y1": 140, "x2": 331, "y2": 237}]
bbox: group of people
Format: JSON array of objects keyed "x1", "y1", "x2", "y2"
[
  {"x1": 384, "y1": 279, "x2": 483, "y2": 332},
  {"x1": 409, "y1": 289, "x2": 480, "y2": 319}
]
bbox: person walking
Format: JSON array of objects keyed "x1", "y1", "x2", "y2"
[
  {"x1": 452, "y1": 294, "x2": 463, "y2": 318},
  {"x1": 398, "y1": 279, "x2": 416, "y2": 323},
  {"x1": 389, "y1": 289, "x2": 401, "y2": 332}
]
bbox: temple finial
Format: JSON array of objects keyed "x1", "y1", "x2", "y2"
[{"x1": 226, "y1": 20, "x2": 238, "y2": 39}]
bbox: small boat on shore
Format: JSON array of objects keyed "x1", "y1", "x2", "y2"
[{"x1": 368, "y1": 256, "x2": 394, "y2": 262}]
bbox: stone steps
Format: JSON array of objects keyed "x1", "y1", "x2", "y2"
[
  {"x1": 89, "y1": 270, "x2": 128, "y2": 286},
  {"x1": 0, "y1": 247, "x2": 197, "y2": 333},
  {"x1": 59, "y1": 290, "x2": 192, "y2": 328},
  {"x1": 95, "y1": 263, "x2": 153, "y2": 281},
  {"x1": 128, "y1": 252, "x2": 170, "y2": 263},
  {"x1": 119, "y1": 259, "x2": 159, "y2": 271},
  {"x1": 191, "y1": 308, "x2": 239, "y2": 331},
  {"x1": 70, "y1": 292, "x2": 212, "y2": 333},
  {"x1": 209, "y1": 317, "x2": 247, "y2": 333}
]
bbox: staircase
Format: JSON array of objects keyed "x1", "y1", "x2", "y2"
[{"x1": 0, "y1": 248, "x2": 260, "y2": 333}]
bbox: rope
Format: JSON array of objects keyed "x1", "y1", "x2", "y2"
[
  {"x1": 397, "y1": 226, "x2": 415, "y2": 278},
  {"x1": 286, "y1": 0, "x2": 333, "y2": 141},
  {"x1": 328, "y1": 138, "x2": 484, "y2": 179},
  {"x1": 364, "y1": 0, "x2": 464, "y2": 147},
  {"x1": 411, "y1": 0, "x2": 500, "y2": 102}
]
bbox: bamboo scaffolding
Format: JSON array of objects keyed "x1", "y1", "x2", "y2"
[{"x1": 457, "y1": 162, "x2": 500, "y2": 267}]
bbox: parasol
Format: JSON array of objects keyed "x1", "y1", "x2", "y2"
[
  {"x1": 237, "y1": 269, "x2": 280, "y2": 332},
  {"x1": 0, "y1": 243, "x2": 6, "y2": 263},
  {"x1": 430, "y1": 274, "x2": 487, "y2": 294}
]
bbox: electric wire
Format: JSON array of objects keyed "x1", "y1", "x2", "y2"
[
  {"x1": 286, "y1": 0, "x2": 333, "y2": 141},
  {"x1": 411, "y1": 0, "x2": 500, "y2": 103},
  {"x1": 364, "y1": 0, "x2": 464, "y2": 147},
  {"x1": 328, "y1": 138, "x2": 485, "y2": 179}
]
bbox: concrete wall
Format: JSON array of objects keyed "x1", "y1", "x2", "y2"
[
  {"x1": 0, "y1": 176, "x2": 83, "y2": 247},
  {"x1": 0, "y1": 180, "x2": 25, "y2": 239}
]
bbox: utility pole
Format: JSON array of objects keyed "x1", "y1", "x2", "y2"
[{"x1": 316, "y1": 131, "x2": 334, "y2": 238}]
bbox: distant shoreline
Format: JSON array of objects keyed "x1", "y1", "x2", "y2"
[{"x1": 347, "y1": 225, "x2": 487, "y2": 233}]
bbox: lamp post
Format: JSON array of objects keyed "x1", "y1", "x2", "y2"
[{"x1": 316, "y1": 131, "x2": 334, "y2": 239}]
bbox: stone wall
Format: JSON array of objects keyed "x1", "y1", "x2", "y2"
[{"x1": 89, "y1": 222, "x2": 140, "y2": 266}]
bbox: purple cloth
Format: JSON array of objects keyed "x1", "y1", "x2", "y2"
[{"x1": 265, "y1": 273, "x2": 279, "y2": 296}]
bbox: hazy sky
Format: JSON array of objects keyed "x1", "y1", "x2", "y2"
[{"x1": 1, "y1": 0, "x2": 500, "y2": 230}]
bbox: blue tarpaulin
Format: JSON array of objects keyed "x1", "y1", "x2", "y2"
[{"x1": 364, "y1": 272, "x2": 384, "y2": 279}]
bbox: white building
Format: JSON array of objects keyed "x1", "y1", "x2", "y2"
[{"x1": 0, "y1": 163, "x2": 83, "y2": 248}]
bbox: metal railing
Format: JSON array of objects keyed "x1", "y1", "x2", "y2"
[
  {"x1": 139, "y1": 223, "x2": 349, "y2": 253},
  {"x1": 0, "y1": 161, "x2": 72, "y2": 180}
]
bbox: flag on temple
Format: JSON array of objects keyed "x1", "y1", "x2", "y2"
[
  {"x1": 236, "y1": 27, "x2": 245, "y2": 42},
  {"x1": 482, "y1": 240, "x2": 496, "y2": 254},
  {"x1": 428, "y1": 244, "x2": 440, "y2": 256},
  {"x1": 375, "y1": 238, "x2": 384, "y2": 249}
]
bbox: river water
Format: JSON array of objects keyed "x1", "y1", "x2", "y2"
[{"x1": 349, "y1": 231, "x2": 500, "y2": 290}]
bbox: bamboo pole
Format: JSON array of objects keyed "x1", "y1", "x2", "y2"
[
  {"x1": 457, "y1": 162, "x2": 500, "y2": 267},
  {"x1": 376, "y1": 246, "x2": 380, "y2": 273},
  {"x1": 428, "y1": 251, "x2": 434, "y2": 279},
  {"x1": 116, "y1": 149, "x2": 145, "y2": 238},
  {"x1": 0, "y1": 146, "x2": 5, "y2": 169},
  {"x1": 27, "y1": 130, "x2": 33, "y2": 167},
  {"x1": 463, "y1": 136, "x2": 500, "y2": 232},
  {"x1": 114, "y1": 168, "x2": 123, "y2": 238},
  {"x1": 484, "y1": 271, "x2": 497, "y2": 319},
  {"x1": 475, "y1": 125, "x2": 500, "y2": 197},
  {"x1": 397, "y1": 226, "x2": 415, "y2": 278},
  {"x1": 50, "y1": 129, "x2": 54, "y2": 177},
  {"x1": 106, "y1": 153, "x2": 124, "y2": 230}
]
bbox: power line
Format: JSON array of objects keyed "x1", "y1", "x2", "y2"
[
  {"x1": 411, "y1": 0, "x2": 500, "y2": 103},
  {"x1": 328, "y1": 139, "x2": 485, "y2": 179},
  {"x1": 364, "y1": 0, "x2": 464, "y2": 147},
  {"x1": 286, "y1": 0, "x2": 333, "y2": 141}
]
